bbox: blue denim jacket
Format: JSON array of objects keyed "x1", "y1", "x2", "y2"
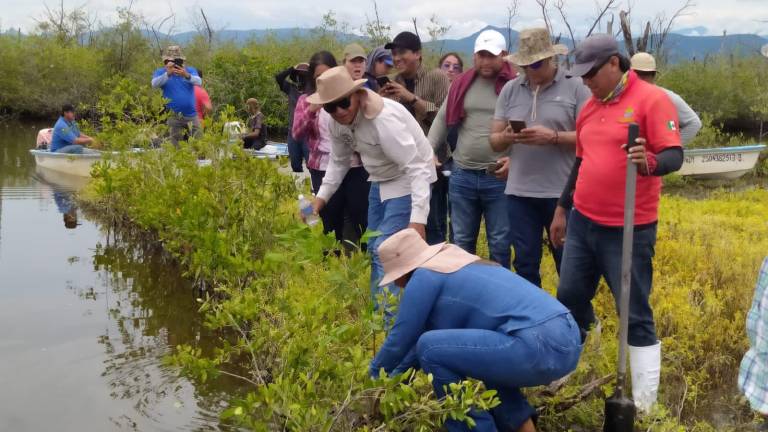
[{"x1": 370, "y1": 263, "x2": 569, "y2": 377}]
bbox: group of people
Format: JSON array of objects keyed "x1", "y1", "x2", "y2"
[{"x1": 281, "y1": 28, "x2": 702, "y2": 432}]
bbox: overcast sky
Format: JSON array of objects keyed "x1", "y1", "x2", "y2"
[{"x1": 2, "y1": 0, "x2": 767, "y2": 39}]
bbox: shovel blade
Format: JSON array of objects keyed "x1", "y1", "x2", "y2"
[{"x1": 604, "y1": 392, "x2": 635, "y2": 432}]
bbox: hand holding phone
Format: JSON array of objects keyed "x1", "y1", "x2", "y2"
[
  {"x1": 508, "y1": 120, "x2": 527, "y2": 133},
  {"x1": 376, "y1": 76, "x2": 391, "y2": 88}
]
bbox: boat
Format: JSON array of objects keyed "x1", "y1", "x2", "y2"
[
  {"x1": 245, "y1": 142, "x2": 289, "y2": 159},
  {"x1": 678, "y1": 145, "x2": 766, "y2": 180},
  {"x1": 29, "y1": 148, "x2": 104, "y2": 177}
]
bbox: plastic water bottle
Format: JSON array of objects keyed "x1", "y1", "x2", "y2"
[{"x1": 298, "y1": 194, "x2": 319, "y2": 226}]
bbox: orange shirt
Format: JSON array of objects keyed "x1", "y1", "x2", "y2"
[{"x1": 574, "y1": 71, "x2": 681, "y2": 226}]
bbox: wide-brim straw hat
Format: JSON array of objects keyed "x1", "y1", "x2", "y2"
[
  {"x1": 306, "y1": 66, "x2": 367, "y2": 105},
  {"x1": 378, "y1": 228, "x2": 479, "y2": 286},
  {"x1": 506, "y1": 28, "x2": 568, "y2": 66}
]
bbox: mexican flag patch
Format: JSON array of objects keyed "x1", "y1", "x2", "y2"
[{"x1": 667, "y1": 120, "x2": 677, "y2": 131}]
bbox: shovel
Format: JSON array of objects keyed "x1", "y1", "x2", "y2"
[{"x1": 604, "y1": 123, "x2": 640, "y2": 432}]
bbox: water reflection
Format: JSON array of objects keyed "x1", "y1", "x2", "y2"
[{"x1": 0, "y1": 121, "x2": 240, "y2": 431}]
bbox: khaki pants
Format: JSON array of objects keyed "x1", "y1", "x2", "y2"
[{"x1": 168, "y1": 114, "x2": 201, "y2": 146}]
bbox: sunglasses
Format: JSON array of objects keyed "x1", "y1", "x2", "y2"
[
  {"x1": 441, "y1": 63, "x2": 462, "y2": 72},
  {"x1": 523, "y1": 60, "x2": 544, "y2": 70},
  {"x1": 582, "y1": 58, "x2": 609, "y2": 80},
  {"x1": 323, "y1": 96, "x2": 352, "y2": 113}
]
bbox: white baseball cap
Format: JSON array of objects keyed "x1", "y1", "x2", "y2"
[{"x1": 474, "y1": 30, "x2": 507, "y2": 56}]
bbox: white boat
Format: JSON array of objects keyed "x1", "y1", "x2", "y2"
[
  {"x1": 29, "y1": 149, "x2": 104, "y2": 177},
  {"x1": 678, "y1": 145, "x2": 766, "y2": 180}
]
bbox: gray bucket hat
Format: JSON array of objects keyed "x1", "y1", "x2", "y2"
[
  {"x1": 567, "y1": 34, "x2": 619, "y2": 77},
  {"x1": 506, "y1": 28, "x2": 568, "y2": 66}
]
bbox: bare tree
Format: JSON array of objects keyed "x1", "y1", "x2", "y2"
[
  {"x1": 505, "y1": 0, "x2": 520, "y2": 52},
  {"x1": 554, "y1": 0, "x2": 576, "y2": 50},
  {"x1": 411, "y1": 17, "x2": 420, "y2": 38},
  {"x1": 147, "y1": 12, "x2": 176, "y2": 57},
  {"x1": 362, "y1": 1, "x2": 390, "y2": 45},
  {"x1": 534, "y1": 0, "x2": 553, "y2": 35},
  {"x1": 34, "y1": 0, "x2": 94, "y2": 45},
  {"x1": 585, "y1": 0, "x2": 619, "y2": 37},
  {"x1": 653, "y1": 0, "x2": 695, "y2": 55}
]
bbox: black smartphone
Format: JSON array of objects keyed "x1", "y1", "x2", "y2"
[
  {"x1": 508, "y1": 119, "x2": 527, "y2": 133},
  {"x1": 173, "y1": 58, "x2": 184, "y2": 67},
  {"x1": 376, "y1": 76, "x2": 391, "y2": 87}
]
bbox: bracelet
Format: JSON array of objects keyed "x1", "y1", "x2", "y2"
[{"x1": 552, "y1": 130, "x2": 559, "y2": 145}]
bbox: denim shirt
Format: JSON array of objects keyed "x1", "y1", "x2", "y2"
[{"x1": 369, "y1": 263, "x2": 569, "y2": 377}]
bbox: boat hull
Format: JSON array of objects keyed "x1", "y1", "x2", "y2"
[
  {"x1": 30, "y1": 150, "x2": 102, "y2": 177},
  {"x1": 678, "y1": 145, "x2": 765, "y2": 180}
]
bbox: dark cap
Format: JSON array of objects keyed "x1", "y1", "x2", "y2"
[
  {"x1": 385, "y1": 31, "x2": 421, "y2": 52},
  {"x1": 567, "y1": 34, "x2": 620, "y2": 77},
  {"x1": 61, "y1": 103, "x2": 75, "y2": 114}
]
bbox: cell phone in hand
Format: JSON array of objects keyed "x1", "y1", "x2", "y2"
[
  {"x1": 508, "y1": 120, "x2": 527, "y2": 133},
  {"x1": 376, "y1": 76, "x2": 391, "y2": 87},
  {"x1": 486, "y1": 161, "x2": 502, "y2": 175}
]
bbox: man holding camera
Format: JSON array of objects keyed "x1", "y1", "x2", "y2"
[
  {"x1": 489, "y1": 28, "x2": 591, "y2": 287},
  {"x1": 428, "y1": 30, "x2": 516, "y2": 267},
  {"x1": 151, "y1": 45, "x2": 202, "y2": 146}
]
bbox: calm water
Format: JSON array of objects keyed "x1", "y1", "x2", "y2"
[{"x1": 0, "y1": 122, "x2": 237, "y2": 431}]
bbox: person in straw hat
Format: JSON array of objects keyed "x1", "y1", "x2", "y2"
[
  {"x1": 308, "y1": 66, "x2": 436, "y2": 303},
  {"x1": 369, "y1": 228, "x2": 581, "y2": 432},
  {"x1": 151, "y1": 45, "x2": 202, "y2": 146},
  {"x1": 489, "y1": 27, "x2": 591, "y2": 288},
  {"x1": 242, "y1": 98, "x2": 266, "y2": 150},
  {"x1": 552, "y1": 34, "x2": 684, "y2": 413},
  {"x1": 630, "y1": 52, "x2": 701, "y2": 145}
]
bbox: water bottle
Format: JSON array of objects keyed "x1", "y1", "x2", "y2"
[{"x1": 298, "y1": 194, "x2": 319, "y2": 226}]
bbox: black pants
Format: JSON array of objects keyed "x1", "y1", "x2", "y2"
[{"x1": 309, "y1": 167, "x2": 370, "y2": 245}]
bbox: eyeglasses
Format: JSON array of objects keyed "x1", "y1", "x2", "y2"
[
  {"x1": 582, "y1": 58, "x2": 609, "y2": 80},
  {"x1": 441, "y1": 63, "x2": 462, "y2": 72},
  {"x1": 523, "y1": 60, "x2": 544, "y2": 70},
  {"x1": 323, "y1": 96, "x2": 352, "y2": 113}
]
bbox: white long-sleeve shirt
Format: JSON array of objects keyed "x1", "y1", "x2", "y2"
[
  {"x1": 317, "y1": 90, "x2": 437, "y2": 224},
  {"x1": 662, "y1": 87, "x2": 701, "y2": 145}
]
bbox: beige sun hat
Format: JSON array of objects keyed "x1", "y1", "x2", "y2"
[
  {"x1": 163, "y1": 45, "x2": 186, "y2": 61},
  {"x1": 378, "y1": 228, "x2": 480, "y2": 287},
  {"x1": 506, "y1": 28, "x2": 568, "y2": 66},
  {"x1": 630, "y1": 52, "x2": 657, "y2": 72},
  {"x1": 306, "y1": 66, "x2": 368, "y2": 105}
]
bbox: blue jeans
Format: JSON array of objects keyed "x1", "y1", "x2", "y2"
[
  {"x1": 417, "y1": 314, "x2": 582, "y2": 431},
  {"x1": 557, "y1": 209, "x2": 658, "y2": 347},
  {"x1": 287, "y1": 133, "x2": 309, "y2": 173},
  {"x1": 507, "y1": 195, "x2": 564, "y2": 287},
  {"x1": 367, "y1": 182, "x2": 412, "y2": 303},
  {"x1": 55, "y1": 144, "x2": 84, "y2": 154},
  {"x1": 426, "y1": 174, "x2": 450, "y2": 245},
  {"x1": 449, "y1": 167, "x2": 510, "y2": 268}
]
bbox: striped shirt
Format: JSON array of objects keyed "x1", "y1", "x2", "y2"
[
  {"x1": 739, "y1": 257, "x2": 768, "y2": 414},
  {"x1": 393, "y1": 65, "x2": 450, "y2": 134}
]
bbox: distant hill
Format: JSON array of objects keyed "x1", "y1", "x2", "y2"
[{"x1": 146, "y1": 25, "x2": 768, "y2": 64}]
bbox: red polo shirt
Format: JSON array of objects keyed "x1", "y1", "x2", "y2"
[{"x1": 574, "y1": 71, "x2": 681, "y2": 227}]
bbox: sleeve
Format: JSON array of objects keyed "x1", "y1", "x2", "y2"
[
  {"x1": 493, "y1": 81, "x2": 512, "y2": 121},
  {"x1": 369, "y1": 270, "x2": 440, "y2": 377},
  {"x1": 377, "y1": 110, "x2": 435, "y2": 225},
  {"x1": 558, "y1": 157, "x2": 582, "y2": 209},
  {"x1": 575, "y1": 112, "x2": 585, "y2": 158},
  {"x1": 151, "y1": 69, "x2": 168, "y2": 88},
  {"x1": 668, "y1": 92, "x2": 701, "y2": 145},
  {"x1": 200, "y1": 88, "x2": 211, "y2": 107},
  {"x1": 427, "y1": 101, "x2": 449, "y2": 152},
  {"x1": 316, "y1": 127, "x2": 353, "y2": 202},
  {"x1": 643, "y1": 91, "x2": 682, "y2": 154},
  {"x1": 275, "y1": 68, "x2": 292, "y2": 95},
  {"x1": 58, "y1": 124, "x2": 78, "y2": 145},
  {"x1": 291, "y1": 96, "x2": 317, "y2": 142},
  {"x1": 574, "y1": 83, "x2": 592, "y2": 116},
  {"x1": 187, "y1": 68, "x2": 202, "y2": 86}
]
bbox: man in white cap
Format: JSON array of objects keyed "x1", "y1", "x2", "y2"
[
  {"x1": 370, "y1": 228, "x2": 582, "y2": 432},
  {"x1": 308, "y1": 66, "x2": 436, "y2": 302},
  {"x1": 428, "y1": 29, "x2": 517, "y2": 267},
  {"x1": 489, "y1": 27, "x2": 591, "y2": 287},
  {"x1": 630, "y1": 52, "x2": 702, "y2": 145},
  {"x1": 551, "y1": 34, "x2": 684, "y2": 414}
]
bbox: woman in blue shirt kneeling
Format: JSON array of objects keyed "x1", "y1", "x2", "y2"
[{"x1": 370, "y1": 228, "x2": 582, "y2": 432}]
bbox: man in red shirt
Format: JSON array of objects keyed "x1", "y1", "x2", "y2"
[{"x1": 549, "y1": 34, "x2": 683, "y2": 414}]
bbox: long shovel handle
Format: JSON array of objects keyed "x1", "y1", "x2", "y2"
[{"x1": 616, "y1": 123, "x2": 640, "y2": 392}]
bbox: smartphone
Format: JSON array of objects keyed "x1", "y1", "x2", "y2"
[
  {"x1": 173, "y1": 58, "x2": 184, "y2": 67},
  {"x1": 508, "y1": 119, "x2": 527, "y2": 133},
  {"x1": 376, "y1": 76, "x2": 391, "y2": 87},
  {"x1": 486, "y1": 161, "x2": 502, "y2": 175}
]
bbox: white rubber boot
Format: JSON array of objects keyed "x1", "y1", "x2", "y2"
[{"x1": 629, "y1": 341, "x2": 661, "y2": 414}]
